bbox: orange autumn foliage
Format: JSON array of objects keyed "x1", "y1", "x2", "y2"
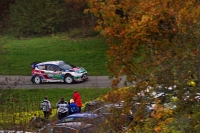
[{"x1": 88, "y1": 0, "x2": 200, "y2": 132}]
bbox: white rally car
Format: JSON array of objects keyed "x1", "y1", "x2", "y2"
[{"x1": 31, "y1": 60, "x2": 88, "y2": 84}]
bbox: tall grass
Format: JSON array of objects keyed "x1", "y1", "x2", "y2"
[
  {"x1": 0, "y1": 34, "x2": 109, "y2": 76},
  {"x1": 0, "y1": 88, "x2": 111, "y2": 130}
]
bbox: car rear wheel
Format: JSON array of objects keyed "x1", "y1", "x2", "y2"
[
  {"x1": 33, "y1": 76, "x2": 42, "y2": 84},
  {"x1": 64, "y1": 75, "x2": 73, "y2": 84}
]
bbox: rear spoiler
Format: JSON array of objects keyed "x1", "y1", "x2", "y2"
[{"x1": 31, "y1": 61, "x2": 40, "y2": 69}]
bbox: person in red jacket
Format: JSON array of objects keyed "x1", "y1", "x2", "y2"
[{"x1": 73, "y1": 90, "x2": 82, "y2": 112}]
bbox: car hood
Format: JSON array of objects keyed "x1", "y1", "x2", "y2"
[{"x1": 66, "y1": 67, "x2": 86, "y2": 73}]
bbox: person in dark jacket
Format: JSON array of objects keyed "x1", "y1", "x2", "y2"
[
  {"x1": 73, "y1": 90, "x2": 82, "y2": 112},
  {"x1": 68, "y1": 99, "x2": 78, "y2": 115},
  {"x1": 56, "y1": 97, "x2": 69, "y2": 120},
  {"x1": 41, "y1": 96, "x2": 52, "y2": 119}
]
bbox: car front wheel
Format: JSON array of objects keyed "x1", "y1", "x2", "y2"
[
  {"x1": 64, "y1": 75, "x2": 73, "y2": 84},
  {"x1": 33, "y1": 76, "x2": 42, "y2": 84}
]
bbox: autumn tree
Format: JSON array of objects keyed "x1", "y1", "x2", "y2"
[
  {"x1": 64, "y1": 0, "x2": 89, "y2": 28},
  {"x1": 1, "y1": 0, "x2": 95, "y2": 37},
  {"x1": 64, "y1": 0, "x2": 97, "y2": 37},
  {"x1": 88, "y1": 0, "x2": 200, "y2": 132},
  {"x1": 10, "y1": 0, "x2": 68, "y2": 37},
  {"x1": 0, "y1": 0, "x2": 15, "y2": 34}
]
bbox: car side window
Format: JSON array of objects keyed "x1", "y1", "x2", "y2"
[
  {"x1": 37, "y1": 65, "x2": 45, "y2": 70},
  {"x1": 61, "y1": 118, "x2": 74, "y2": 123},
  {"x1": 53, "y1": 65, "x2": 61, "y2": 71},
  {"x1": 46, "y1": 65, "x2": 61, "y2": 71},
  {"x1": 47, "y1": 65, "x2": 54, "y2": 71},
  {"x1": 61, "y1": 117, "x2": 83, "y2": 123}
]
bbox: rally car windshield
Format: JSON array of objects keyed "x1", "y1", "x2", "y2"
[{"x1": 59, "y1": 63, "x2": 73, "y2": 70}]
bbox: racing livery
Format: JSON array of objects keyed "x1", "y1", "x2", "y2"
[{"x1": 31, "y1": 61, "x2": 88, "y2": 84}]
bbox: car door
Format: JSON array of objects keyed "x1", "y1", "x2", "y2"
[{"x1": 46, "y1": 64, "x2": 63, "y2": 80}]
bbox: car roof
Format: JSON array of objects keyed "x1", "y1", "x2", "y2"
[
  {"x1": 55, "y1": 122, "x2": 93, "y2": 129},
  {"x1": 66, "y1": 112, "x2": 100, "y2": 119},
  {"x1": 37, "y1": 60, "x2": 65, "y2": 66},
  {"x1": 57, "y1": 113, "x2": 104, "y2": 124},
  {"x1": 104, "y1": 103, "x2": 123, "y2": 107}
]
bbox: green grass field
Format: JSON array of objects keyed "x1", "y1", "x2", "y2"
[
  {"x1": 0, "y1": 88, "x2": 111, "y2": 129},
  {"x1": 0, "y1": 88, "x2": 111, "y2": 111},
  {"x1": 0, "y1": 34, "x2": 109, "y2": 76}
]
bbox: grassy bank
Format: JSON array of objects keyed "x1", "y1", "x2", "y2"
[
  {"x1": 7, "y1": 88, "x2": 111, "y2": 108},
  {"x1": 0, "y1": 34, "x2": 109, "y2": 76},
  {"x1": 0, "y1": 88, "x2": 111, "y2": 128}
]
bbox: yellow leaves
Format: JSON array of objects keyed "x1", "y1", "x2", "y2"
[
  {"x1": 149, "y1": 105, "x2": 175, "y2": 133},
  {"x1": 154, "y1": 126, "x2": 162, "y2": 133},
  {"x1": 187, "y1": 80, "x2": 196, "y2": 87},
  {"x1": 88, "y1": 1, "x2": 200, "y2": 131},
  {"x1": 100, "y1": 86, "x2": 131, "y2": 102},
  {"x1": 141, "y1": 15, "x2": 153, "y2": 23},
  {"x1": 0, "y1": 109, "x2": 58, "y2": 124},
  {"x1": 165, "y1": 117, "x2": 174, "y2": 123},
  {"x1": 151, "y1": 105, "x2": 173, "y2": 120},
  {"x1": 171, "y1": 97, "x2": 178, "y2": 103},
  {"x1": 153, "y1": 117, "x2": 176, "y2": 133},
  {"x1": 83, "y1": 9, "x2": 89, "y2": 14}
]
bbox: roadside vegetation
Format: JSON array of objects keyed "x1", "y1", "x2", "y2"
[
  {"x1": 88, "y1": 0, "x2": 200, "y2": 132},
  {"x1": 0, "y1": 87, "x2": 111, "y2": 130}
]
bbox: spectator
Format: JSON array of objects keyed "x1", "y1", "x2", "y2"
[
  {"x1": 56, "y1": 97, "x2": 69, "y2": 120},
  {"x1": 68, "y1": 99, "x2": 78, "y2": 115},
  {"x1": 73, "y1": 90, "x2": 82, "y2": 112},
  {"x1": 41, "y1": 96, "x2": 52, "y2": 119}
]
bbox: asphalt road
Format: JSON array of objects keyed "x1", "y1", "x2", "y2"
[{"x1": 0, "y1": 75, "x2": 130, "y2": 89}]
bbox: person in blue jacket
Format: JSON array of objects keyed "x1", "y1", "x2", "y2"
[{"x1": 68, "y1": 99, "x2": 78, "y2": 115}]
